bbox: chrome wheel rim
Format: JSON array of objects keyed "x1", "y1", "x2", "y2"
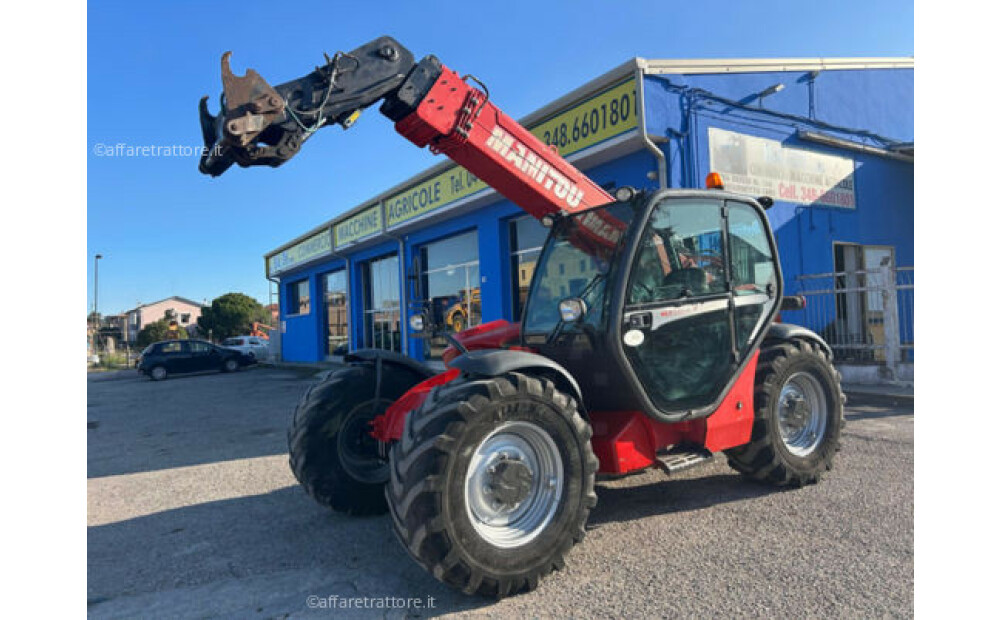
[
  {"x1": 225, "y1": 360, "x2": 238, "y2": 371},
  {"x1": 152, "y1": 367, "x2": 166, "y2": 380},
  {"x1": 777, "y1": 371, "x2": 829, "y2": 457},
  {"x1": 464, "y1": 421, "x2": 563, "y2": 548}
]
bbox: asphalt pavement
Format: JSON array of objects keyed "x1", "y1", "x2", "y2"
[{"x1": 88, "y1": 366, "x2": 913, "y2": 619}]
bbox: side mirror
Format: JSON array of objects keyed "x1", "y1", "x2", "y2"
[
  {"x1": 780, "y1": 295, "x2": 806, "y2": 311},
  {"x1": 558, "y1": 298, "x2": 587, "y2": 322}
]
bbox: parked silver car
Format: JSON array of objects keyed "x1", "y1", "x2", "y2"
[{"x1": 221, "y1": 336, "x2": 270, "y2": 360}]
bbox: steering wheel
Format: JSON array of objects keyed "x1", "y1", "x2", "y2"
[{"x1": 631, "y1": 281, "x2": 656, "y2": 303}]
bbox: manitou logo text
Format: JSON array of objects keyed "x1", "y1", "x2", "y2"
[{"x1": 485, "y1": 127, "x2": 584, "y2": 208}]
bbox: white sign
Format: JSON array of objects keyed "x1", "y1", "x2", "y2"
[{"x1": 709, "y1": 128, "x2": 856, "y2": 209}]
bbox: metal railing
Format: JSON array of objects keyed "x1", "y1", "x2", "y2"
[{"x1": 784, "y1": 263, "x2": 913, "y2": 377}]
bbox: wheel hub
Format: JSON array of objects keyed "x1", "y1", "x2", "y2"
[
  {"x1": 486, "y1": 455, "x2": 534, "y2": 508},
  {"x1": 464, "y1": 421, "x2": 564, "y2": 548},
  {"x1": 777, "y1": 372, "x2": 829, "y2": 457}
]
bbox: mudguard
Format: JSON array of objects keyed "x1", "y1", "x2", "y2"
[
  {"x1": 448, "y1": 349, "x2": 586, "y2": 409},
  {"x1": 344, "y1": 348, "x2": 435, "y2": 380},
  {"x1": 764, "y1": 323, "x2": 833, "y2": 358}
]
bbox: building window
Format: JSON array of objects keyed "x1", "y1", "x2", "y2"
[
  {"x1": 418, "y1": 231, "x2": 480, "y2": 360},
  {"x1": 288, "y1": 279, "x2": 310, "y2": 315},
  {"x1": 509, "y1": 216, "x2": 547, "y2": 321},
  {"x1": 323, "y1": 270, "x2": 349, "y2": 357},
  {"x1": 181, "y1": 313, "x2": 190, "y2": 324},
  {"x1": 363, "y1": 255, "x2": 400, "y2": 352}
]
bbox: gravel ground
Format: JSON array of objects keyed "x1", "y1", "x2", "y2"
[{"x1": 88, "y1": 366, "x2": 913, "y2": 619}]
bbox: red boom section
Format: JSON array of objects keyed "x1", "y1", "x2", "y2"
[{"x1": 394, "y1": 66, "x2": 614, "y2": 221}]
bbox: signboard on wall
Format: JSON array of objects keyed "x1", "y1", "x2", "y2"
[
  {"x1": 709, "y1": 128, "x2": 856, "y2": 209},
  {"x1": 384, "y1": 77, "x2": 638, "y2": 228},
  {"x1": 335, "y1": 204, "x2": 382, "y2": 248},
  {"x1": 267, "y1": 229, "x2": 332, "y2": 276}
]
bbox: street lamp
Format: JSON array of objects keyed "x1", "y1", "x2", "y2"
[{"x1": 757, "y1": 83, "x2": 785, "y2": 107}]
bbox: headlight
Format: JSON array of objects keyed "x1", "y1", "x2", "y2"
[
  {"x1": 409, "y1": 313, "x2": 424, "y2": 332},
  {"x1": 558, "y1": 298, "x2": 587, "y2": 322}
]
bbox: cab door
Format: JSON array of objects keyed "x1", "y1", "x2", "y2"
[{"x1": 619, "y1": 197, "x2": 778, "y2": 415}]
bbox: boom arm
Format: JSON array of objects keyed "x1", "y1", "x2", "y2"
[{"x1": 199, "y1": 36, "x2": 613, "y2": 222}]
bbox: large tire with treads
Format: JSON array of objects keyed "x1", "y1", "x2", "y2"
[
  {"x1": 288, "y1": 362, "x2": 425, "y2": 516},
  {"x1": 725, "y1": 338, "x2": 845, "y2": 486},
  {"x1": 386, "y1": 372, "x2": 598, "y2": 598}
]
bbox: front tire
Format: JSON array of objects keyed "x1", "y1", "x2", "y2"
[
  {"x1": 725, "y1": 339, "x2": 845, "y2": 486},
  {"x1": 387, "y1": 372, "x2": 598, "y2": 598},
  {"x1": 288, "y1": 363, "x2": 425, "y2": 516},
  {"x1": 150, "y1": 366, "x2": 167, "y2": 381}
]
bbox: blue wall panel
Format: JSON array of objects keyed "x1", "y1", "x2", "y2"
[
  {"x1": 276, "y1": 66, "x2": 912, "y2": 363},
  {"x1": 278, "y1": 257, "x2": 346, "y2": 363}
]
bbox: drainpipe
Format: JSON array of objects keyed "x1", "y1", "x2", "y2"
[
  {"x1": 635, "y1": 62, "x2": 668, "y2": 189},
  {"x1": 265, "y1": 265, "x2": 282, "y2": 362},
  {"x1": 383, "y1": 220, "x2": 409, "y2": 356}
]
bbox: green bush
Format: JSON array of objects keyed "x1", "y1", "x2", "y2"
[{"x1": 98, "y1": 352, "x2": 129, "y2": 369}]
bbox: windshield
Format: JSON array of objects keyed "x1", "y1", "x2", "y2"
[{"x1": 522, "y1": 202, "x2": 637, "y2": 335}]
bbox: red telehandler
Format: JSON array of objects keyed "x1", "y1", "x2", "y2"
[{"x1": 199, "y1": 36, "x2": 844, "y2": 598}]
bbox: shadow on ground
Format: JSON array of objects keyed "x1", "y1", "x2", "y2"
[
  {"x1": 88, "y1": 464, "x2": 785, "y2": 617},
  {"x1": 87, "y1": 367, "x2": 318, "y2": 478},
  {"x1": 590, "y1": 472, "x2": 789, "y2": 527}
]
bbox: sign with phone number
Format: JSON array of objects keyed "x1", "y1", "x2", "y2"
[
  {"x1": 709, "y1": 128, "x2": 856, "y2": 209},
  {"x1": 384, "y1": 78, "x2": 638, "y2": 228}
]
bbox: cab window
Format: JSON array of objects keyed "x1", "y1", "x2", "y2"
[
  {"x1": 628, "y1": 199, "x2": 726, "y2": 305},
  {"x1": 727, "y1": 201, "x2": 778, "y2": 355},
  {"x1": 728, "y1": 203, "x2": 776, "y2": 296}
]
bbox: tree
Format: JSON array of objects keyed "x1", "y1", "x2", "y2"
[
  {"x1": 136, "y1": 312, "x2": 190, "y2": 348},
  {"x1": 137, "y1": 320, "x2": 171, "y2": 348},
  {"x1": 197, "y1": 293, "x2": 270, "y2": 341}
]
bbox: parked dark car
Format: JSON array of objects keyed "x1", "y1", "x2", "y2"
[{"x1": 137, "y1": 339, "x2": 255, "y2": 380}]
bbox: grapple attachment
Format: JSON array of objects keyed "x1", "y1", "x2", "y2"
[{"x1": 198, "y1": 36, "x2": 415, "y2": 177}]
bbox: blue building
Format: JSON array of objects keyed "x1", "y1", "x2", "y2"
[{"x1": 264, "y1": 56, "x2": 914, "y2": 367}]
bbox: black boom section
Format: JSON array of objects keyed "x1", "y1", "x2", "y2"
[
  {"x1": 448, "y1": 349, "x2": 586, "y2": 409},
  {"x1": 199, "y1": 36, "x2": 418, "y2": 176}
]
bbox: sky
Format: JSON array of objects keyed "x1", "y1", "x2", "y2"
[{"x1": 86, "y1": 0, "x2": 913, "y2": 316}]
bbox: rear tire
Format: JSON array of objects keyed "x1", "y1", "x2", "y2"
[
  {"x1": 725, "y1": 339, "x2": 845, "y2": 486},
  {"x1": 223, "y1": 358, "x2": 239, "y2": 373},
  {"x1": 288, "y1": 363, "x2": 425, "y2": 516},
  {"x1": 387, "y1": 372, "x2": 598, "y2": 598}
]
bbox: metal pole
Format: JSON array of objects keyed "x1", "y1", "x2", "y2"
[
  {"x1": 880, "y1": 258, "x2": 900, "y2": 381},
  {"x1": 93, "y1": 253, "x2": 103, "y2": 353}
]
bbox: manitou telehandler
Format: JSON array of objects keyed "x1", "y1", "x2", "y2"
[{"x1": 199, "y1": 36, "x2": 844, "y2": 598}]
